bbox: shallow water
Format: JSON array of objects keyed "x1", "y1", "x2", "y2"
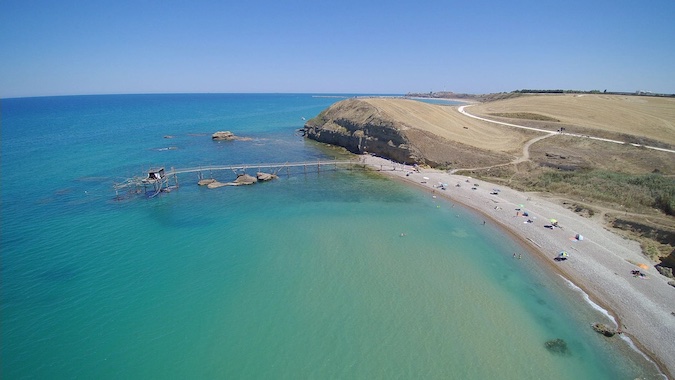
[{"x1": 1, "y1": 94, "x2": 661, "y2": 378}]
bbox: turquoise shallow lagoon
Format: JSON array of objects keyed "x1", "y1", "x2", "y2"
[{"x1": 1, "y1": 94, "x2": 660, "y2": 378}]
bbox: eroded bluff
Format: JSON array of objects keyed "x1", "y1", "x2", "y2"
[{"x1": 303, "y1": 99, "x2": 424, "y2": 164}]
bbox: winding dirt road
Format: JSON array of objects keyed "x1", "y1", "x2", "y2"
[{"x1": 458, "y1": 105, "x2": 675, "y2": 154}]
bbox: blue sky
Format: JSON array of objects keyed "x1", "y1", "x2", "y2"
[{"x1": 1, "y1": 0, "x2": 674, "y2": 98}]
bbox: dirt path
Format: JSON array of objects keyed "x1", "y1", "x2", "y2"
[
  {"x1": 458, "y1": 105, "x2": 675, "y2": 154},
  {"x1": 514, "y1": 133, "x2": 554, "y2": 164},
  {"x1": 448, "y1": 131, "x2": 555, "y2": 174}
]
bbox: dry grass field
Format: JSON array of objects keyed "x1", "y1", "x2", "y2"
[
  {"x1": 468, "y1": 94, "x2": 675, "y2": 147},
  {"x1": 361, "y1": 98, "x2": 535, "y2": 154}
]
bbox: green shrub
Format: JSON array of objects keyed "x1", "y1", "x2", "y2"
[{"x1": 530, "y1": 170, "x2": 675, "y2": 215}]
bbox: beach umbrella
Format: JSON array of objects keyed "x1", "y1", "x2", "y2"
[
  {"x1": 638, "y1": 263, "x2": 649, "y2": 270},
  {"x1": 550, "y1": 218, "x2": 557, "y2": 224},
  {"x1": 423, "y1": 176, "x2": 430, "y2": 180}
]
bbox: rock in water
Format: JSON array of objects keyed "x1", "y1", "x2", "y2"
[
  {"x1": 206, "y1": 181, "x2": 227, "y2": 189},
  {"x1": 544, "y1": 338, "x2": 571, "y2": 356},
  {"x1": 198, "y1": 179, "x2": 216, "y2": 186},
  {"x1": 256, "y1": 172, "x2": 278, "y2": 181},
  {"x1": 212, "y1": 131, "x2": 236, "y2": 140},
  {"x1": 233, "y1": 173, "x2": 257, "y2": 185},
  {"x1": 592, "y1": 323, "x2": 616, "y2": 337}
]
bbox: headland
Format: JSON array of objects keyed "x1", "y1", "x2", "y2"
[{"x1": 305, "y1": 93, "x2": 675, "y2": 377}]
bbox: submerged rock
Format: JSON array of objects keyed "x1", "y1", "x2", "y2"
[{"x1": 544, "y1": 338, "x2": 571, "y2": 356}]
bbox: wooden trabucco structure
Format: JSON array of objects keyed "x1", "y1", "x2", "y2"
[
  {"x1": 114, "y1": 166, "x2": 179, "y2": 199},
  {"x1": 113, "y1": 159, "x2": 376, "y2": 199}
]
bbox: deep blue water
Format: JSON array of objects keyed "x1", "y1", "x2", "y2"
[{"x1": 1, "y1": 94, "x2": 660, "y2": 379}]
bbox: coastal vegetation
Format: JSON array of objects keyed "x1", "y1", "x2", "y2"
[{"x1": 523, "y1": 170, "x2": 674, "y2": 216}]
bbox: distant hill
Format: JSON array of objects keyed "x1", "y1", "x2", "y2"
[{"x1": 406, "y1": 89, "x2": 675, "y2": 103}]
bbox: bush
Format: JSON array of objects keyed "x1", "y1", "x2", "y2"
[
  {"x1": 656, "y1": 265, "x2": 674, "y2": 279},
  {"x1": 530, "y1": 170, "x2": 675, "y2": 215}
]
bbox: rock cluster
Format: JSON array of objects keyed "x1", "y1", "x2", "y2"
[
  {"x1": 212, "y1": 131, "x2": 236, "y2": 140},
  {"x1": 197, "y1": 172, "x2": 277, "y2": 188},
  {"x1": 211, "y1": 131, "x2": 253, "y2": 141}
]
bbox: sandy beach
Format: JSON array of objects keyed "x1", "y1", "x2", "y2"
[{"x1": 362, "y1": 154, "x2": 675, "y2": 378}]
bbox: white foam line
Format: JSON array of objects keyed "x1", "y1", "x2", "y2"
[
  {"x1": 559, "y1": 275, "x2": 617, "y2": 326},
  {"x1": 559, "y1": 275, "x2": 666, "y2": 378},
  {"x1": 618, "y1": 334, "x2": 666, "y2": 378}
]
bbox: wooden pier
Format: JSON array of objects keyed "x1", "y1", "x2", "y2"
[{"x1": 113, "y1": 159, "x2": 383, "y2": 199}]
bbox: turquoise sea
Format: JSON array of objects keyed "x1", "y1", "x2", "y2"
[{"x1": 1, "y1": 94, "x2": 661, "y2": 379}]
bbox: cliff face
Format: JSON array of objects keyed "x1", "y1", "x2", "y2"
[
  {"x1": 303, "y1": 99, "x2": 424, "y2": 164},
  {"x1": 303, "y1": 98, "x2": 512, "y2": 168}
]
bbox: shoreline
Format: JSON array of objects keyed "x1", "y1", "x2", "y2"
[{"x1": 361, "y1": 154, "x2": 675, "y2": 379}]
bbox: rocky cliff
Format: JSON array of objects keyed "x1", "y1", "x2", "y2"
[
  {"x1": 303, "y1": 98, "x2": 510, "y2": 167},
  {"x1": 304, "y1": 99, "x2": 421, "y2": 163}
]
